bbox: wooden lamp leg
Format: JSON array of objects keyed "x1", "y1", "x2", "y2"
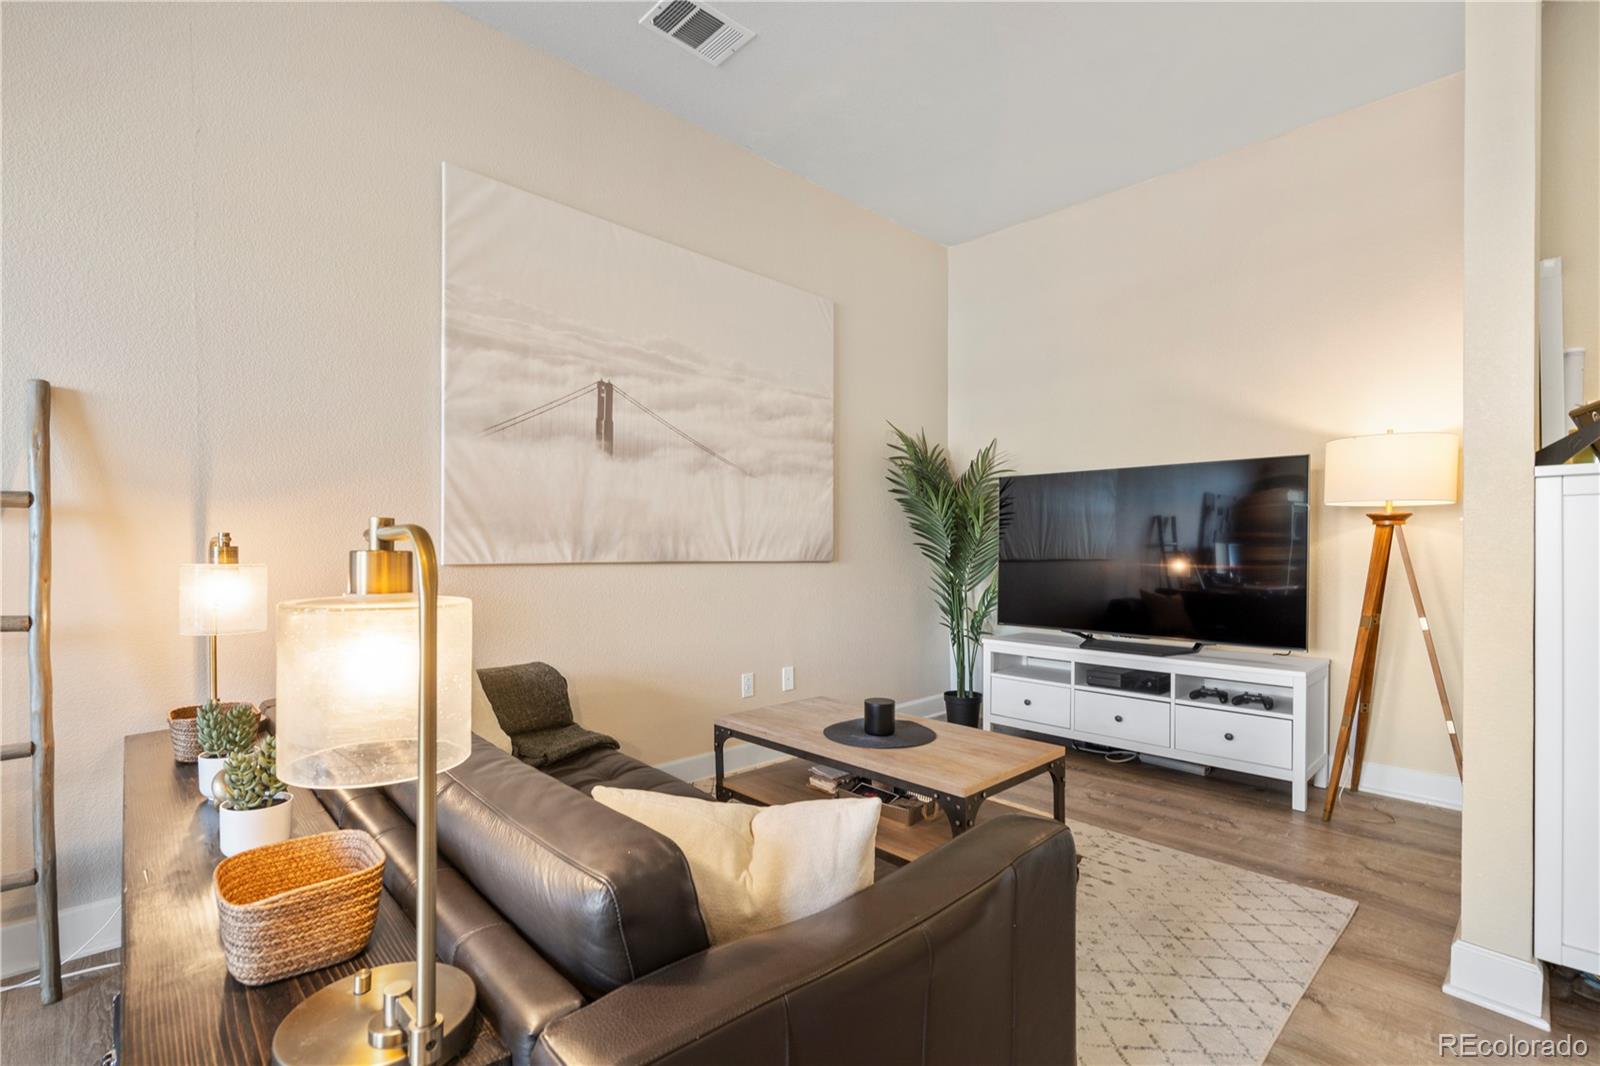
[
  {"x1": 1394, "y1": 524, "x2": 1465, "y2": 778},
  {"x1": 1349, "y1": 537, "x2": 1393, "y2": 792},
  {"x1": 1322, "y1": 513, "x2": 1404, "y2": 822},
  {"x1": 1347, "y1": 616, "x2": 1380, "y2": 791}
]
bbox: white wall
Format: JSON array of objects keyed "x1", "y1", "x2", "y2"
[
  {"x1": 1541, "y1": 0, "x2": 1600, "y2": 403},
  {"x1": 1452, "y1": 0, "x2": 1543, "y2": 1014},
  {"x1": 0, "y1": 1, "x2": 950, "y2": 945},
  {"x1": 950, "y1": 76, "x2": 1466, "y2": 794}
]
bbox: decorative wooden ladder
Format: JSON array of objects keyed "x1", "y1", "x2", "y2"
[{"x1": 2, "y1": 379, "x2": 60, "y2": 1004}]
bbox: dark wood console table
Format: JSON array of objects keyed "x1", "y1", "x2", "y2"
[{"x1": 118, "y1": 729, "x2": 508, "y2": 1065}]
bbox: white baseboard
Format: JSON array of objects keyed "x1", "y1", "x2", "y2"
[
  {"x1": 1443, "y1": 937, "x2": 1551, "y2": 1030},
  {"x1": 657, "y1": 695, "x2": 945, "y2": 783},
  {"x1": 1, "y1": 895, "x2": 121, "y2": 979},
  {"x1": 1343, "y1": 760, "x2": 1463, "y2": 811}
]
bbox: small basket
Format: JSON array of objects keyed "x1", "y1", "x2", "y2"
[
  {"x1": 167, "y1": 702, "x2": 262, "y2": 764},
  {"x1": 167, "y1": 706, "x2": 201, "y2": 763},
  {"x1": 214, "y1": 829, "x2": 385, "y2": 986}
]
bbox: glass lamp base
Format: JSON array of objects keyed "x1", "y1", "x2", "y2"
[{"x1": 271, "y1": 962, "x2": 477, "y2": 1066}]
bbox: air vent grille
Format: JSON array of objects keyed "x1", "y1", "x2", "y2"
[
  {"x1": 651, "y1": 0, "x2": 694, "y2": 31},
  {"x1": 639, "y1": 1, "x2": 755, "y2": 67}
]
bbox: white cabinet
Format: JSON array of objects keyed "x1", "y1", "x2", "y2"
[
  {"x1": 1534, "y1": 466, "x2": 1600, "y2": 973},
  {"x1": 982, "y1": 631, "x2": 1329, "y2": 811}
]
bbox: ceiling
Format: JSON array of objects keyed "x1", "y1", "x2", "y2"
[{"x1": 458, "y1": 2, "x2": 1464, "y2": 246}]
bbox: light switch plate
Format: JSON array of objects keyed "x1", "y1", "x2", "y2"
[
  {"x1": 740, "y1": 672, "x2": 754, "y2": 698},
  {"x1": 781, "y1": 666, "x2": 795, "y2": 692}
]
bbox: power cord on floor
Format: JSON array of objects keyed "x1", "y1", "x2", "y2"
[
  {"x1": 1069, "y1": 740, "x2": 1137, "y2": 764},
  {"x1": 0, "y1": 903, "x2": 122, "y2": 993}
]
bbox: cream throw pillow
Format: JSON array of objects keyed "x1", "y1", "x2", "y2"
[{"x1": 591, "y1": 786, "x2": 878, "y2": 944}]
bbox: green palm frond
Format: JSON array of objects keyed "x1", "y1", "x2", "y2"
[{"x1": 886, "y1": 424, "x2": 1011, "y2": 698}]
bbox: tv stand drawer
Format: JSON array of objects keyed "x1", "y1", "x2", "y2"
[
  {"x1": 1073, "y1": 690, "x2": 1170, "y2": 747},
  {"x1": 1175, "y1": 704, "x2": 1291, "y2": 769},
  {"x1": 990, "y1": 675, "x2": 1070, "y2": 729}
]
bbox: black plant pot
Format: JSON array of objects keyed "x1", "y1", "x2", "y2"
[{"x1": 944, "y1": 690, "x2": 983, "y2": 728}]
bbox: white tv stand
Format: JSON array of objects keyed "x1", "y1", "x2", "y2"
[{"x1": 982, "y1": 631, "x2": 1330, "y2": 811}]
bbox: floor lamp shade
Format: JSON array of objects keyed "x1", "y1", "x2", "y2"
[
  {"x1": 274, "y1": 593, "x2": 473, "y2": 788},
  {"x1": 177, "y1": 563, "x2": 268, "y2": 636},
  {"x1": 1324, "y1": 432, "x2": 1459, "y2": 508}
]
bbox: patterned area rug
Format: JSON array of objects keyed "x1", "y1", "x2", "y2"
[{"x1": 1060, "y1": 817, "x2": 1357, "y2": 1065}]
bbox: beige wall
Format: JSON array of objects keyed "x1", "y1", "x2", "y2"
[
  {"x1": 0, "y1": 2, "x2": 950, "y2": 921},
  {"x1": 1458, "y1": 0, "x2": 1541, "y2": 963},
  {"x1": 949, "y1": 76, "x2": 1466, "y2": 788},
  {"x1": 1541, "y1": 0, "x2": 1600, "y2": 403}
]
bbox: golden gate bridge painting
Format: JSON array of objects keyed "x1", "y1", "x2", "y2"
[
  {"x1": 481, "y1": 379, "x2": 750, "y2": 477},
  {"x1": 441, "y1": 165, "x2": 834, "y2": 565}
]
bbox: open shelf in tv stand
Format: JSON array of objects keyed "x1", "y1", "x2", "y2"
[{"x1": 981, "y1": 630, "x2": 1330, "y2": 811}]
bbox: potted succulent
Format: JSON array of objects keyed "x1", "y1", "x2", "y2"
[
  {"x1": 214, "y1": 736, "x2": 292, "y2": 857},
  {"x1": 886, "y1": 426, "x2": 1008, "y2": 727},
  {"x1": 196, "y1": 699, "x2": 258, "y2": 801}
]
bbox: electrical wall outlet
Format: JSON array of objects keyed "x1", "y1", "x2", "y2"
[
  {"x1": 781, "y1": 665, "x2": 795, "y2": 692},
  {"x1": 740, "y1": 672, "x2": 754, "y2": 698}
]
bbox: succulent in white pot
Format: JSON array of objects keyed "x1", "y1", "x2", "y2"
[
  {"x1": 214, "y1": 736, "x2": 292, "y2": 857},
  {"x1": 195, "y1": 699, "x2": 257, "y2": 801}
]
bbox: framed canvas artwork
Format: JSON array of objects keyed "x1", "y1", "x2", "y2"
[{"x1": 441, "y1": 164, "x2": 835, "y2": 564}]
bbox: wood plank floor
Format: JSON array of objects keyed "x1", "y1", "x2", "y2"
[
  {"x1": 975, "y1": 745, "x2": 1600, "y2": 1064},
  {"x1": 0, "y1": 947, "x2": 119, "y2": 1066}
]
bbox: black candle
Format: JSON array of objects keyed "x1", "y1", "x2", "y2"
[{"x1": 864, "y1": 697, "x2": 896, "y2": 737}]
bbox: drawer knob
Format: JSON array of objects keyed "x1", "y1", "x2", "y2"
[
  {"x1": 1224, "y1": 732, "x2": 1235, "y2": 741},
  {"x1": 1113, "y1": 714, "x2": 1123, "y2": 723},
  {"x1": 1023, "y1": 698, "x2": 1032, "y2": 706}
]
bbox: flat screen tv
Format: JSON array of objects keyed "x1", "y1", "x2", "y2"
[{"x1": 998, "y1": 454, "x2": 1310, "y2": 650}]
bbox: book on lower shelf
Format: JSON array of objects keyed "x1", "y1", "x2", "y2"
[
  {"x1": 807, "y1": 765, "x2": 935, "y2": 825},
  {"x1": 807, "y1": 765, "x2": 855, "y2": 795}
]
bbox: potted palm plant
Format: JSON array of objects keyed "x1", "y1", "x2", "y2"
[{"x1": 886, "y1": 426, "x2": 1008, "y2": 727}]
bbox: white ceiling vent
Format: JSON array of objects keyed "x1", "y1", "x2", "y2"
[{"x1": 639, "y1": 1, "x2": 755, "y2": 67}]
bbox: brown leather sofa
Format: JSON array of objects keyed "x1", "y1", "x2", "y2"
[{"x1": 318, "y1": 735, "x2": 1077, "y2": 1066}]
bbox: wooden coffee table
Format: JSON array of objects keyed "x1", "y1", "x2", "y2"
[{"x1": 714, "y1": 697, "x2": 1066, "y2": 857}]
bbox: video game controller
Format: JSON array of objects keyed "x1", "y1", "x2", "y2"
[
  {"x1": 1188, "y1": 686, "x2": 1230, "y2": 704},
  {"x1": 1230, "y1": 691, "x2": 1276, "y2": 711}
]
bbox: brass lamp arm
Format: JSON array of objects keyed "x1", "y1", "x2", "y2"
[{"x1": 372, "y1": 521, "x2": 443, "y2": 1065}]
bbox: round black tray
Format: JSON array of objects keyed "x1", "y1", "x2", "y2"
[{"x1": 821, "y1": 718, "x2": 937, "y2": 749}]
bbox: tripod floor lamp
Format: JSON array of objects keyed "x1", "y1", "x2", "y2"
[{"x1": 1322, "y1": 431, "x2": 1462, "y2": 822}]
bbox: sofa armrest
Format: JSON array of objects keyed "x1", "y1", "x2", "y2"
[
  {"x1": 532, "y1": 814, "x2": 1076, "y2": 1066},
  {"x1": 319, "y1": 787, "x2": 585, "y2": 1066}
]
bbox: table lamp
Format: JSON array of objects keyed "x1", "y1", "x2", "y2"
[
  {"x1": 1321, "y1": 430, "x2": 1461, "y2": 822},
  {"x1": 270, "y1": 517, "x2": 476, "y2": 1066},
  {"x1": 178, "y1": 532, "x2": 267, "y2": 701}
]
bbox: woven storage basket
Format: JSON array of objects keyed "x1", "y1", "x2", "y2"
[
  {"x1": 167, "y1": 706, "x2": 201, "y2": 763},
  {"x1": 214, "y1": 829, "x2": 385, "y2": 986}
]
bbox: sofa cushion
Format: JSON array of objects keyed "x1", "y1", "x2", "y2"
[
  {"x1": 544, "y1": 745, "x2": 708, "y2": 800},
  {"x1": 593, "y1": 786, "x2": 878, "y2": 945},
  {"x1": 477, "y1": 661, "x2": 619, "y2": 769},
  {"x1": 385, "y1": 735, "x2": 709, "y2": 999}
]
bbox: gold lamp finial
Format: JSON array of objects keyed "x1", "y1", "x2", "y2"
[
  {"x1": 207, "y1": 531, "x2": 239, "y2": 564},
  {"x1": 348, "y1": 515, "x2": 413, "y2": 595}
]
